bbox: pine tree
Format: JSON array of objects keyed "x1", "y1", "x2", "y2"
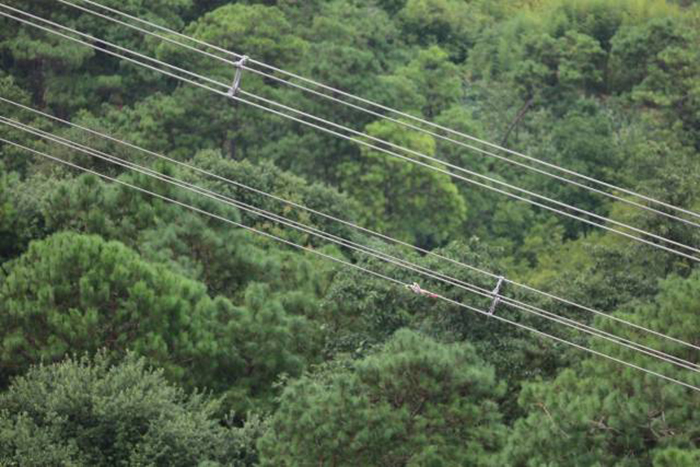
[
  {"x1": 259, "y1": 330, "x2": 505, "y2": 466},
  {"x1": 0, "y1": 352, "x2": 248, "y2": 466}
]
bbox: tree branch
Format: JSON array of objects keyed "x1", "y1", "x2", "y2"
[{"x1": 501, "y1": 97, "x2": 534, "y2": 147}]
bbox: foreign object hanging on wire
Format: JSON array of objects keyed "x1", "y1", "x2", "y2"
[{"x1": 406, "y1": 282, "x2": 439, "y2": 298}]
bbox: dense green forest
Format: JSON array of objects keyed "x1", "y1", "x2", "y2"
[{"x1": 1, "y1": 0, "x2": 700, "y2": 465}]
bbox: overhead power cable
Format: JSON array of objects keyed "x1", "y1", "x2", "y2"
[
  {"x1": 5, "y1": 1, "x2": 700, "y2": 370},
  {"x1": 21, "y1": 3, "x2": 700, "y2": 259},
  {"x1": 6, "y1": 114, "x2": 700, "y2": 376},
  {"x1": 4, "y1": 135, "x2": 700, "y2": 393},
  {"x1": 11, "y1": 9, "x2": 694, "y2": 355},
  {"x1": 3, "y1": 97, "x2": 699, "y2": 358},
  {"x1": 6, "y1": 7, "x2": 700, "y2": 387},
  {"x1": 3, "y1": 8, "x2": 700, "y2": 351},
  {"x1": 59, "y1": 0, "x2": 700, "y2": 228},
  {"x1": 2, "y1": 5, "x2": 699, "y2": 264}
]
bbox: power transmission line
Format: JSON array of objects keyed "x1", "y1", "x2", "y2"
[
  {"x1": 4, "y1": 96, "x2": 700, "y2": 358},
  {"x1": 4, "y1": 134, "x2": 700, "y2": 393},
  {"x1": 5, "y1": 2, "x2": 700, "y2": 380},
  {"x1": 33, "y1": 3, "x2": 700, "y2": 356},
  {"x1": 4, "y1": 115, "x2": 700, "y2": 377},
  {"x1": 58, "y1": 0, "x2": 700, "y2": 228},
  {"x1": 19, "y1": 3, "x2": 700, "y2": 260},
  {"x1": 2, "y1": 5, "x2": 699, "y2": 264},
  {"x1": 4, "y1": 8, "x2": 700, "y2": 351}
]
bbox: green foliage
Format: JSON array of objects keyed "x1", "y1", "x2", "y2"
[
  {"x1": 390, "y1": 46, "x2": 462, "y2": 119},
  {"x1": 653, "y1": 448, "x2": 700, "y2": 467},
  {"x1": 534, "y1": 102, "x2": 619, "y2": 233},
  {"x1": 0, "y1": 232, "x2": 319, "y2": 413},
  {"x1": 3, "y1": 0, "x2": 700, "y2": 462},
  {"x1": 467, "y1": 0, "x2": 681, "y2": 103},
  {"x1": 302, "y1": 1, "x2": 404, "y2": 93},
  {"x1": 616, "y1": 124, "x2": 700, "y2": 250},
  {"x1": 255, "y1": 1, "x2": 409, "y2": 182},
  {"x1": 0, "y1": 352, "x2": 245, "y2": 466},
  {"x1": 259, "y1": 330, "x2": 505, "y2": 466},
  {"x1": 321, "y1": 238, "x2": 567, "y2": 400},
  {"x1": 39, "y1": 171, "x2": 252, "y2": 295},
  {"x1": 207, "y1": 282, "x2": 320, "y2": 413},
  {"x1": 613, "y1": 17, "x2": 700, "y2": 145},
  {"x1": 504, "y1": 271, "x2": 700, "y2": 466},
  {"x1": 181, "y1": 3, "x2": 307, "y2": 70},
  {"x1": 0, "y1": 76, "x2": 50, "y2": 175},
  {"x1": 377, "y1": 0, "x2": 408, "y2": 15},
  {"x1": 0, "y1": 231, "x2": 217, "y2": 386},
  {"x1": 339, "y1": 120, "x2": 466, "y2": 247},
  {"x1": 190, "y1": 149, "x2": 362, "y2": 244},
  {"x1": 610, "y1": 17, "x2": 690, "y2": 93},
  {"x1": 0, "y1": 0, "x2": 191, "y2": 113},
  {"x1": 0, "y1": 169, "x2": 18, "y2": 264},
  {"x1": 84, "y1": 87, "x2": 230, "y2": 161},
  {"x1": 31, "y1": 168, "x2": 329, "y2": 301},
  {"x1": 398, "y1": 0, "x2": 493, "y2": 62}
]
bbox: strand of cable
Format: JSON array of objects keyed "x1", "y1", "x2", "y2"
[
  {"x1": 4, "y1": 11, "x2": 700, "y2": 372},
  {"x1": 6, "y1": 116, "x2": 699, "y2": 376},
  {"x1": 4, "y1": 12, "x2": 700, "y2": 353},
  {"x1": 18, "y1": 2, "x2": 700, "y2": 258},
  {"x1": 3, "y1": 7, "x2": 699, "y2": 264},
  {"x1": 237, "y1": 85, "x2": 700, "y2": 258},
  {"x1": 59, "y1": 0, "x2": 700, "y2": 226},
  {"x1": 4, "y1": 99, "x2": 698, "y2": 357},
  {"x1": 59, "y1": 0, "x2": 700, "y2": 231},
  {"x1": 28, "y1": 5, "x2": 700, "y2": 355},
  {"x1": 236, "y1": 87, "x2": 700, "y2": 258},
  {"x1": 8, "y1": 5, "x2": 700, "y2": 362},
  {"x1": 4, "y1": 135, "x2": 700, "y2": 393}
]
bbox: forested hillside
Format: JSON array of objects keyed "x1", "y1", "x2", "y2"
[{"x1": 1, "y1": 0, "x2": 700, "y2": 465}]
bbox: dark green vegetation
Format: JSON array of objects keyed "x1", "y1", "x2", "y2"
[{"x1": 1, "y1": 0, "x2": 700, "y2": 465}]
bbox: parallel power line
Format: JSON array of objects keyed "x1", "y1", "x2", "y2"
[
  {"x1": 5, "y1": 1, "x2": 700, "y2": 392},
  {"x1": 6, "y1": 114, "x2": 700, "y2": 377},
  {"x1": 4, "y1": 5, "x2": 700, "y2": 372},
  {"x1": 3, "y1": 8, "x2": 700, "y2": 347},
  {"x1": 3, "y1": 96, "x2": 700, "y2": 358},
  {"x1": 4, "y1": 134, "x2": 700, "y2": 393},
  {"x1": 2, "y1": 5, "x2": 700, "y2": 264},
  {"x1": 58, "y1": 0, "x2": 700, "y2": 229}
]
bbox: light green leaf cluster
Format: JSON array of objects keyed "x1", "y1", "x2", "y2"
[
  {"x1": 259, "y1": 330, "x2": 505, "y2": 466},
  {"x1": 0, "y1": 351, "x2": 246, "y2": 466}
]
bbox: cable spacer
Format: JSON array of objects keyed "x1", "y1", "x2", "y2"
[
  {"x1": 228, "y1": 55, "x2": 249, "y2": 97},
  {"x1": 488, "y1": 275, "x2": 504, "y2": 315}
]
